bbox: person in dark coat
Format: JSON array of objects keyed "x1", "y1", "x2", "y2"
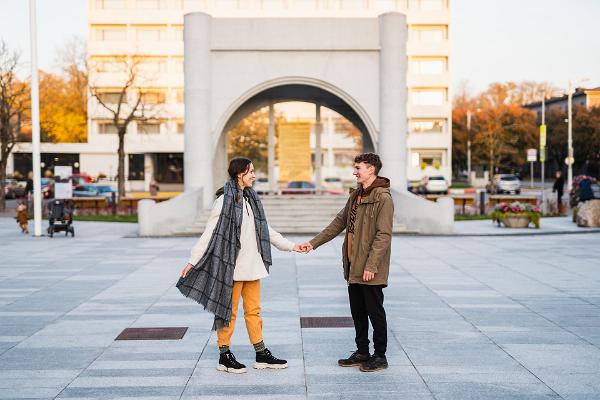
[{"x1": 552, "y1": 171, "x2": 565, "y2": 214}]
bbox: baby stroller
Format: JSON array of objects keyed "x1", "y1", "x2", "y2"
[{"x1": 47, "y1": 199, "x2": 74, "y2": 238}]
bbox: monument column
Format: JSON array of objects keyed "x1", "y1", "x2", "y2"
[
  {"x1": 378, "y1": 12, "x2": 408, "y2": 191},
  {"x1": 184, "y1": 13, "x2": 213, "y2": 208},
  {"x1": 268, "y1": 103, "x2": 276, "y2": 193},
  {"x1": 314, "y1": 104, "x2": 323, "y2": 192}
]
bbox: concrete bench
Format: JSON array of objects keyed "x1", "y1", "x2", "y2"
[{"x1": 489, "y1": 195, "x2": 538, "y2": 206}]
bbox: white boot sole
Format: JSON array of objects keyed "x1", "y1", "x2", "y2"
[
  {"x1": 254, "y1": 362, "x2": 288, "y2": 369},
  {"x1": 217, "y1": 364, "x2": 247, "y2": 374}
]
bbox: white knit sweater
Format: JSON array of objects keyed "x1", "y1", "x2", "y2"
[{"x1": 187, "y1": 195, "x2": 295, "y2": 281}]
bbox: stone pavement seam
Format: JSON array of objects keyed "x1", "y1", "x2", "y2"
[
  {"x1": 389, "y1": 329, "x2": 439, "y2": 400},
  {"x1": 178, "y1": 327, "x2": 213, "y2": 400},
  {"x1": 394, "y1": 254, "x2": 567, "y2": 400},
  {"x1": 294, "y1": 251, "x2": 309, "y2": 398}
]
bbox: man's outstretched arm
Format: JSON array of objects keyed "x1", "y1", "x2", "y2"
[{"x1": 302, "y1": 205, "x2": 348, "y2": 252}]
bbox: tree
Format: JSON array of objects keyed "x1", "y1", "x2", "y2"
[
  {"x1": 227, "y1": 108, "x2": 286, "y2": 174},
  {"x1": 90, "y1": 58, "x2": 159, "y2": 198},
  {"x1": 452, "y1": 81, "x2": 542, "y2": 178},
  {"x1": 39, "y1": 71, "x2": 87, "y2": 142},
  {"x1": 43, "y1": 37, "x2": 88, "y2": 143},
  {"x1": 0, "y1": 41, "x2": 28, "y2": 212}
]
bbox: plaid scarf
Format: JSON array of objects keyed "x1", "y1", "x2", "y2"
[{"x1": 176, "y1": 180, "x2": 272, "y2": 330}]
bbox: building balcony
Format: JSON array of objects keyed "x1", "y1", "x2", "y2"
[
  {"x1": 407, "y1": 72, "x2": 451, "y2": 88},
  {"x1": 407, "y1": 132, "x2": 451, "y2": 149},
  {"x1": 89, "y1": 72, "x2": 184, "y2": 89},
  {"x1": 406, "y1": 10, "x2": 451, "y2": 25},
  {"x1": 407, "y1": 104, "x2": 451, "y2": 119},
  {"x1": 89, "y1": 9, "x2": 184, "y2": 25},
  {"x1": 407, "y1": 41, "x2": 450, "y2": 57},
  {"x1": 89, "y1": 40, "x2": 183, "y2": 57}
]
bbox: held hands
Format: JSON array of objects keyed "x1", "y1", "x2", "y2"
[{"x1": 293, "y1": 242, "x2": 313, "y2": 254}]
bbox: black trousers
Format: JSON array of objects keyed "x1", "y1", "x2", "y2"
[{"x1": 348, "y1": 283, "x2": 387, "y2": 356}]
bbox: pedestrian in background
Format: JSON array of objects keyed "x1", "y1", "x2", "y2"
[{"x1": 553, "y1": 170, "x2": 564, "y2": 215}]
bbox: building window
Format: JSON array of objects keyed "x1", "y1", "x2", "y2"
[
  {"x1": 96, "y1": 92, "x2": 125, "y2": 105},
  {"x1": 135, "y1": 27, "x2": 167, "y2": 41},
  {"x1": 175, "y1": 89, "x2": 184, "y2": 103},
  {"x1": 411, "y1": 89, "x2": 446, "y2": 106},
  {"x1": 94, "y1": 59, "x2": 126, "y2": 73},
  {"x1": 138, "y1": 121, "x2": 161, "y2": 134},
  {"x1": 128, "y1": 154, "x2": 145, "y2": 180},
  {"x1": 411, "y1": 151, "x2": 444, "y2": 168},
  {"x1": 155, "y1": 153, "x2": 184, "y2": 183},
  {"x1": 420, "y1": 152, "x2": 443, "y2": 167},
  {"x1": 137, "y1": 59, "x2": 168, "y2": 73},
  {"x1": 140, "y1": 91, "x2": 166, "y2": 104},
  {"x1": 419, "y1": 0, "x2": 444, "y2": 11},
  {"x1": 409, "y1": 119, "x2": 445, "y2": 133},
  {"x1": 96, "y1": 0, "x2": 126, "y2": 9},
  {"x1": 410, "y1": 25, "x2": 447, "y2": 42},
  {"x1": 94, "y1": 27, "x2": 127, "y2": 41},
  {"x1": 136, "y1": 0, "x2": 159, "y2": 8},
  {"x1": 173, "y1": 26, "x2": 184, "y2": 41},
  {"x1": 97, "y1": 121, "x2": 119, "y2": 134},
  {"x1": 410, "y1": 57, "x2": 446, "y2": 74},
  {"x1": 172, "y1": 58, "x2": 184, "y2": 72},
  {"x1": 175, "y1": 122, "x2": 184, "y2": 134}
]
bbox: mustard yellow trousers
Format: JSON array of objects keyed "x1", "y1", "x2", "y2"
[{"x1": 217, "y1": 280, "x2": 263, "y2": 347}]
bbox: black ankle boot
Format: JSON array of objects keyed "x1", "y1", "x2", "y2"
[
  {"x1": 217, "y1": 350, "x2": 247, "y2": 373},
  {"x1": 254, "y1": 348, "x2": 288, "y2": 369}
]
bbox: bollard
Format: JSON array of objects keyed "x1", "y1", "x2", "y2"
[{"x1": 479, "y1": 191, "x2": 486, "y2": 215}]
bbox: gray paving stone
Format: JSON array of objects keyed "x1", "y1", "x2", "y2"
[{"x1": 1, "y1": 218, "x2": 600, "y2": 399}]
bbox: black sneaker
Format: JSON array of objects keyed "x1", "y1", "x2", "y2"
[
  {"x1": 254, "y1": 348, "x2": 288, "y2": 369},
  {"x1": 338, "y1": 350, "x2": 370, "y2": 367},
  {"x1": 217, "y1": 350, "x2": 247, "y2": 374},
  {"x1": 360, "y1": 354, "x2": 388, "y2": 372}
]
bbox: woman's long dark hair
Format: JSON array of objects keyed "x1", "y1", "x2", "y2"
[{"x1": 228, "y1": 157, "x2": 252, "y2": 202}]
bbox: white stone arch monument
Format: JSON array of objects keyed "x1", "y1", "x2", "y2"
[{"x1": 138, "y1": 12, "x2": 454, "y2": 235}]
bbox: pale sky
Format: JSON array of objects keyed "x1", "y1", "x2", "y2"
[{"x1": 1, "y1": 0, "x2": 599, "y2": 95}]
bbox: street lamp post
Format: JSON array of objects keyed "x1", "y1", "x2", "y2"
[
  {"x1": 466, "y1": 110, "x2": 472, "y2": 183},
  {"x1": 567, "y1": 80, "x2": 573, "y2": 193},
  {"x1": 29, "y1": 0, "x2": 42, "y2": 237}
]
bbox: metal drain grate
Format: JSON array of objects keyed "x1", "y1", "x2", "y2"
[
  {"x1": 300, "y1": 317, "x2": 354, "y2": 328},
  {"x1": 115, "y1": 327, "x2": 188, "y2": 340}
]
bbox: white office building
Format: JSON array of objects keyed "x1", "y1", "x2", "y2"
[{"x1": 8, "y1": 0, "x2": 451, "y2": 191}]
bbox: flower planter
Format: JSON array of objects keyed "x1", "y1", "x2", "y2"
[
  {"x1": 501, "y1": 215, "x2": 531, "y2": 228},
  {"x1": 491, "y1": 201, "x2": 541, "y2": 229}
]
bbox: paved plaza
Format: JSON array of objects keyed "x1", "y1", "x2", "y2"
[{"x1": 1, "y1": 217, "x2": 600, "y2": 399}]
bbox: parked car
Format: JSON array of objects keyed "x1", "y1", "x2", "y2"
[
  {"x1": 71, "y1": 173, "x2": 94, "y2": 187},
  {"x1": 95, "y1": 185, "x2": 118, "y2": 204},
  {"x1": 253, "y1": 177, "x2": 270, "y2": 194},
  {"x1": 3, "y1": 179, "x2": 26, "y2": 199},
  {"x1": 323, "y1": 177, "x2": 344, "y2": 194},
  {"x1": 73, "y1": 184, "x2": 100, "y2": 197},
  {"x1": 487, "y1": 174, "x2": 521, "y2": 194},
  {"x1": 282, "y1": 181, "x2": 316, "y2": 195},
  {"x1": 419, "y1": 176, "x2": 448, "y2": 194},
  {"x1": 41, "y1": 178, "x2": 54, "y2": 199}
]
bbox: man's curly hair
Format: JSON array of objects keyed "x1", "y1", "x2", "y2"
[{"x1": 354, "y1": 153, "x2": 382, "y2": 175}]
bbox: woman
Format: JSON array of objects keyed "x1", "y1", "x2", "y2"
[{"x1": 178, "y1": 157, "x2": 303, "y2": 374}]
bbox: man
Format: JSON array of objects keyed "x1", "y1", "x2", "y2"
[
  {"x1": 301, "y1": 153, "x2": 393, "y2": 372},
  {"x1": 552, "y1": 170, "x2": 564, "y2": 214}
]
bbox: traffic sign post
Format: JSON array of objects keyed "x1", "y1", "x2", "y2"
[
  {"x1": 527, "y1": 148, "x2": 537, "y2": 188},
  {"x1": 540, "y1": 124, "x2": 546, "y2": 207}
]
